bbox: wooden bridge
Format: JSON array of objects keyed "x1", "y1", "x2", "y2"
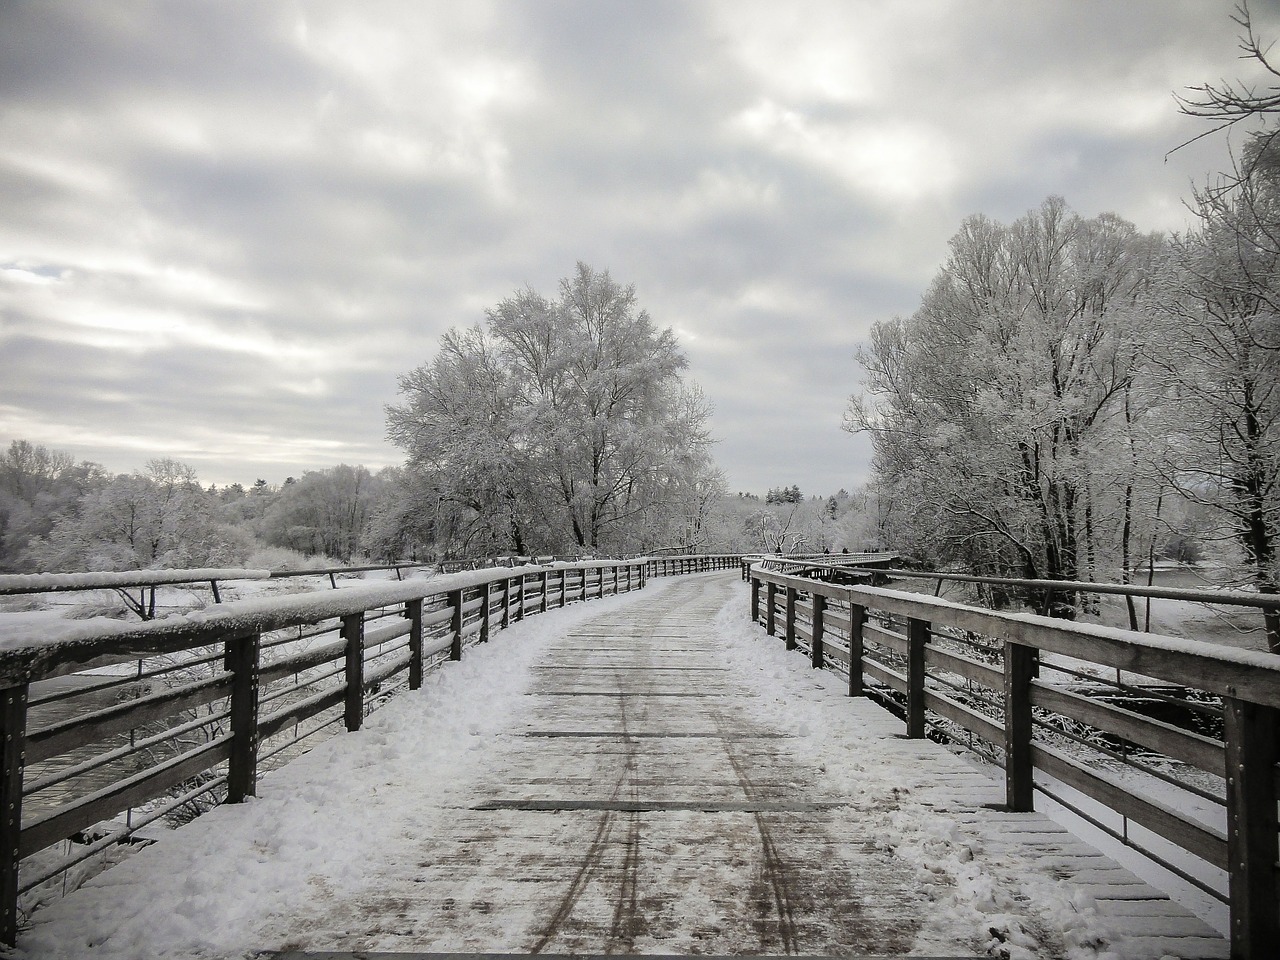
[{"x1": 0, "y1": 557, "x2": 1276, "y2": 958}]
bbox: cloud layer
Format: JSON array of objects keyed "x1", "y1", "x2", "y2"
[{"x1": 0, "y1": 1, "x2": 1270, "y2": 494}]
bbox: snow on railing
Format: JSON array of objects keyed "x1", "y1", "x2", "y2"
[{"x1": 746, "y1": 563, "x2": 1280, "y2": 958}]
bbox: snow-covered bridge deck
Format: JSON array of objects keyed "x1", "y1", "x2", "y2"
[{"x1": 22, "y1": 573, "x2": 1225, "y2": 959}]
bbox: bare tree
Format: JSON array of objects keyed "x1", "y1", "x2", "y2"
[{"x1": 1178, "y1": 3, "x2": 1280, "y2": 142}]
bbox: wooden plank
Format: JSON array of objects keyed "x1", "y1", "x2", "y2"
[
  {"x1": 364, "y1": 619, "x2": 412, "y2": 647},
  {"x1": 922, "y1": 688, "x2": 1003, "y2": 746},
  {"x1": 824, "y1": 606, "x2": 852, "y2": 635},
  {"x1": 821, "y1": 641, "x2": 852, "y2": 667},
  {"x1": 20, "y1": 738, "x2": 232, "y2": 858},
  {"x1": 924, "y1": 645, "x2": 1002, "y2": 691},
  {"x1": 1031, "y1": 743, "x2": 1228, "y2": 869},
  {"x1": 862, "y1": 658, "x2": 907, "y2": 695},
  {"x1": 259, "y1": 638, "x2": 346, "y2": 686},
  {"x1": 26, "y1": 672, "x2": 233, "y2": 764},
  {"x1": 420, "y1": 604, "x2": 453, "y2": 630},
  {"x1": 864, "y1": 621, "x2": 907, "y2": 655},
  {"x1": 257, "y1": 685, "x2": 345, "y2": 742},
  {"x1": 1030, "y1": 682, "x2": 1225, "y2": 777},
  {"x1": 363, "y1": 651, "x2": 413, "y2": 691}
]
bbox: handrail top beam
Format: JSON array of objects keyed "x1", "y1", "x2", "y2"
[
  {"x1": 749, "y1": 565, "x2": 1280, "y2": 702},
  {"x1": 0, "y1": 559, "x2": 647, "y2": 686}
]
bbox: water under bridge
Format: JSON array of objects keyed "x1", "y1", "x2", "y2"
[{"x1": 0, "y1": 557, "x2": 1276, "y2": 959}]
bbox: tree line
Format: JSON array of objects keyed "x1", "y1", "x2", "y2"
[{"x1": 0, "y1": 443, "x2": 416, "y2": 573}]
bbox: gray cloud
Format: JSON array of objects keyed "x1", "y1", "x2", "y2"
[{"x1": 1, "y1": 0, "x2": 1274, "y2": 496}]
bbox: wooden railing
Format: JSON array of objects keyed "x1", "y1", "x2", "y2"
[
  {"x1": 0, "y1": 563, "x2": 437, "y2": 620},
  {"x1": 738, "y1": 552, "x2": 899, "y2": 580},
  {"x1": 747, "y1": 563, "x2": 1280, "y2": 960},
  {"x1": 0, "y1": 560, "x2": 649, "y2": 945},
  {"x1": 644, "y1": 554, "x2": 741, "y2": 577}
]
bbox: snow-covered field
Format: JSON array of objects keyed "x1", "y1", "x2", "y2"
[{"x1": 16, "y1": 573, "x2": 1226, "y2": 959}]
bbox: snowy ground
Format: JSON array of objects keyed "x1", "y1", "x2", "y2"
[{"x1": 16, "y1": 573, "x2": 1225, "y2": 959}]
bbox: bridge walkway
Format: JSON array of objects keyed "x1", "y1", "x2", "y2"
[{"x1": 261, "y1": 573, "x2": 1223, "y2": 959}]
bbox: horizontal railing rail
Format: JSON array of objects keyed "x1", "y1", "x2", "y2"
[
  {"x1": 0, "y1": 559, "x2": 654, "y2": 946},
  {"x1": 746, "y1": 562, "x2": 1280, "y2": 960},
  {"x1": 738, "y1": 553, "x2": 900, "y2": 580},
  {"x1": 0, "y1": 563, "x2": 440, "y2": 620},
  {"x1": 642, "y1": 554, "x2": 742, "y2": 578}
]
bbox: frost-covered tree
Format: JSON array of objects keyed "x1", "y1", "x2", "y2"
[
  {"x1": 387, "y1": 264, "x2": 717, "y2": 555},
  {"x1": 29, "y1": 459, "x2": 247, "y2": 571},
  {"x1": 847, "y1": 199, "x2": 1166, "y2": 614},
  {"x1": 1149, "y1": 158, "x2": 1280, "y2": 650},
  {"x1": 260, "y1": 464, "x2": 381, "y2": 563},
  {"x1": 0, "y1": 440, "x2": 109, "y2": 571}
]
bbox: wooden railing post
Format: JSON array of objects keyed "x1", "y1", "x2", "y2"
[
  {"x1": 1223, "y1": 698, "x2": 1279, "y2": 957},
  {"x1": 766, "y1": 581, "x2": 777, "y2": 636},
  {"x1": 407, "y1": 599, "x2": 423, "y2": 689},
  {"x1": 1004, "y1": 640, "x2": 1036, "y2": 812},
  {"x1": 479, "y1": 583, "x2": 491, "y2": 643},
  {"x1": 342, "y1": 613, "x2": 365, "y2": 732},
  {"x1": 811, "y1": 593, "x2": 826, "y2": 669},
  {"x1": 449, "y1": 589, "x2": 464, "y2": 660},
  {"x1": 751, "y1": 576, "x2": 760, "y2": 622},
  {"x1": 785, "y1": 587, "x2": 798, "y2": 651},
  {"x1": 612, "y1": 564, "x2": 619, "y2": 595},
  {"x1": 558, "y1": 569, "x2": 567, "y2": 608},
  {"x1": 516, "y1": 574, "x2": 526, "y2": 621},
  {"x1": 906, "y1": 617, "x2": 928, "y2": 738},
  {"x1": 0, "y1": 683, "x2": 27, "y2": 948},
  {"x1": 540, "y1": 572, "x2": 549, "y2": 613},
  {"x1": 848, "y1": 603, "x2": 866, "y2": 697},
  {"x1": 225, "y1": 632, "x2": 261, "y2": 803}
]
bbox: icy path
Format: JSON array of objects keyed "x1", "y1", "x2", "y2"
[{"x1": 20, "y1": 573, "x2": 1225, "y2": 959}]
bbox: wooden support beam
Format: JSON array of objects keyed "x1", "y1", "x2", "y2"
[
  {"x1": 0, "y1": 684, "x2": 27, "y2": 947},
  {"x1": 811, "y1": 594, "x2": 826, "y2": 669},
  {"x1": 449, "y1": 590, "x2": 464, "y2": 661},
  {"x1": 225, "y1": 632, "x2": 261, "y2": 803},
  {"x1": 1004, "y1": 640, "x2": 1036, "y2": 812},
  {"x1": 343, "y1": 614, "x2": 365, "y2": 731},
  {"x1": 785, "y1": 587, "x2": 798, "y2": 651},
  {"x1": 848, "y1": 604, "x2": 866, "y2": 697},
  {"x1": 1224, "y1": 698, "x2": 1279, "y2": 959},
  {"x1": 906, "y1": 617, "x2": 928, "y2": 738},
  {"x1": 407, "y1": 600, "x2": 423, "y2": 690}
]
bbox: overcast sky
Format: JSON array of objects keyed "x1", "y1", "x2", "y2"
[{"x1": 0, "y1": 1, "x2": 1271, "y2": 496}]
